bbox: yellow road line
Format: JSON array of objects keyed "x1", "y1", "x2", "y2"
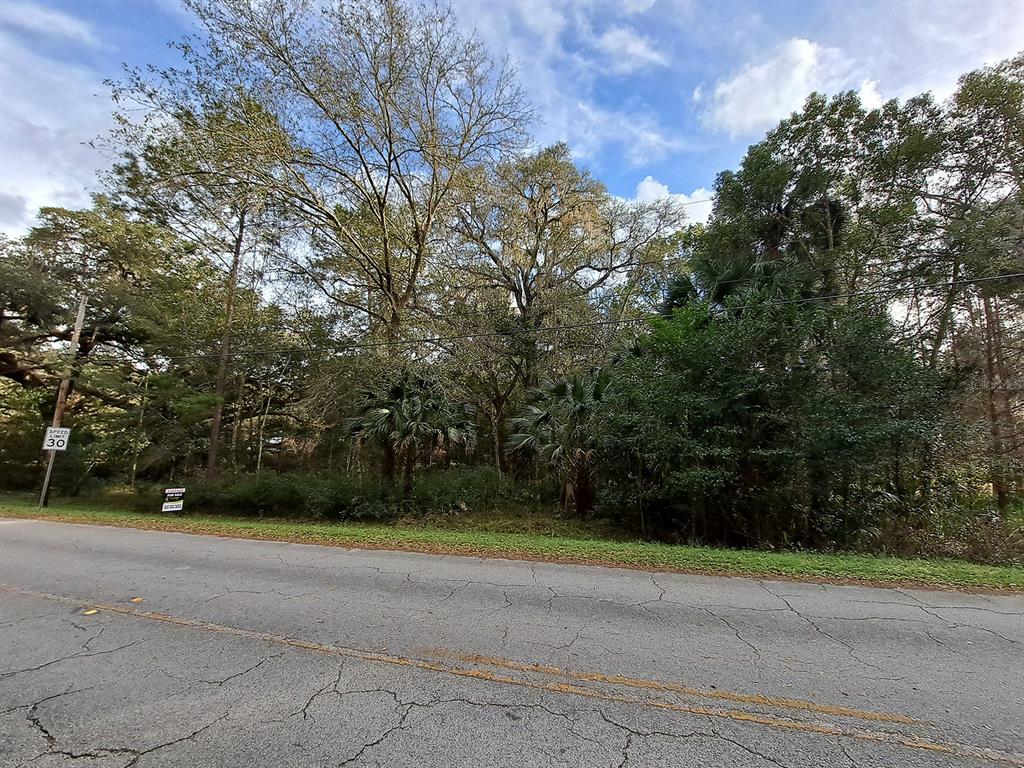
[
  {"x1": 424, "y1": 650, "x2": 921, "y2": 725},
  {"x1": 4, "y1": 586, "x2": 1022, "y2": 766}
]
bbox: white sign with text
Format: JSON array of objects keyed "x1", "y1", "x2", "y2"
[{"x1": 42, "y1": 427, "x2": 71, "y2": 451}]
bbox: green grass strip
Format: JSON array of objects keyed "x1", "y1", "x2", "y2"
[{"x1": 2, "y1": 496, "x2": 1021, "y2": 591}]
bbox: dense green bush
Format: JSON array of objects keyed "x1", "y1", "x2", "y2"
[
  {"x1": 0, "y1": 384, "x2": 96, "y2": 493},
  {"x1": 302, "y1": 474, "x2": 398, "y2": 521},
  {"x1": 160, "y1": 473, "x2": 383, "y2": 519},
  {"x1": 219, "y1": 474, "x2": 306, "y2": 516},
  {"x1": 593, "y1": 302, "x2": 949, "y2": 549},
  {"x1": 410, "y1": 466, "x2": 549, "y2": 513},
  {"x1": 132, "y1": 467, "x2": 554, "y2": 521},
  {"x1": 856, "y1": 512, "x2": 1024, "y2": 566}
]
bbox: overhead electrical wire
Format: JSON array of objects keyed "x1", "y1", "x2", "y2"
[
  {"x1": 417, "y1": 252, "x2": 957, "y2": 321},
  {"x1": 130, "y1": 272, "x2": 1024, "y2": 364}
]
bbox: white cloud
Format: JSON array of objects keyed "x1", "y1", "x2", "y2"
[
  {"x1": 454, "y1": 1, "x2": 572, "y2": 144},
  {"x1": 635, "y1": 176, "x2": 713, "y2": 224},
  {"x1": 0, "y1": 0, "x2": 98, "y2": 46},
  {"x1": 703, "y1": 38, "x2": 857, "y2": 137},
  {"x1": 635, "y1": 175, "x2": 670, "y2": 201},
  {"x1": 513, "y1": 0, "x2": 567, "y2": 51},
  {"x1": 701, "y1": 2, "x2": 1024, "y2": 140},
  {"x1": 594, "y1": 25, "x2": 668, "y2": 74},
  {"x1": 819, "y1": 1, "x2": 1024, "y2": 102},
  {"x1": 618, "y1": 0, "x2": 657, "y2": 15},
  {"x1": 0, "y1": 29, "x2": 112, "y2": 234},
  {"x1": 857, "y1": 79, "x2": 884, "y2": 110}
]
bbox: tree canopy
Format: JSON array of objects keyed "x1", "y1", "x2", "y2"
[{"x1": 2, "y1": 2, "x2": 1021, "y2": 560}]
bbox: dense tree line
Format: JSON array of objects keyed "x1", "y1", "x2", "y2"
[{"x1": 1, "y1": 0, "x2": 1021, "y2": 559}]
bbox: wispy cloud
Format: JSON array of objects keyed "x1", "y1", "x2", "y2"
[
  {"x1": 3, "y1": 0, "x2": 1018, "y2": 230},
  {"x1": 594, "y1": 25, "x2": 668, "y2": 74},
  {"x1": 0, "y1": 0, "x2": 98, "y2": 46},
  {"x1": 0, "y1": 28, "x2": 112, "y2": 233},
  {"x1": 150, "y1": 0, "x2": 196, "y2": 25},
  {"x1": 817, "y1": 0, "x2": 1024, "y2": 101},
  {"x1": 576, "y1": 103, "x2": 683, "y2": 167},
  {"x1": 617, "y1": 0, "x2": 658, "y2": 16},
  {"x1": 454, "y1": 0, "x2": 684, "y2": 169}
]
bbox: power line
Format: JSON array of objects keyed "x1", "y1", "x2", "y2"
[
  {"x1": 141, "y1": 272, "x2": 1024, "y2": 364},
  {"x1": 420, "y1": 252, "x2": 947, "y2": 321}
]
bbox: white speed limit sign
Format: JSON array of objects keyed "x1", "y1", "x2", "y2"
[{"x1": 42, "y1": 427, "x2": 72, "y2": 451}]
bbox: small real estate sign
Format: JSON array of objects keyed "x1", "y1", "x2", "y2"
[
  {"x1": 162, "y1": 487, "x2": 186, "y2": 513},
  {"x1": 42, "y1": 427, "x2": 72, "y2": 451}
]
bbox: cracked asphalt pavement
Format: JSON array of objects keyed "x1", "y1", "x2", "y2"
[{"x1": 1, "y1": 519, "x2": 1022, "y2": 767}]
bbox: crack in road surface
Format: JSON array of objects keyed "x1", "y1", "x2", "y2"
[
  {"x1": 758, "y1": 582, "x2": 899, "y2": 677},
  {"x1": 20, "y1": 698, "x2": 226, "y2": 767},
  {"x1": 1, "y1": 640, "x2": 141, "y2": 679},
  {"x1": 195, "y1": 652, "x2": 284, "y2": 687},
  {"x1": 3, "y1": 585, "x2": 1021, "y2": 767},
  {"x1": 3, "y1": 522, "x2": 1021, "y2": 768}
]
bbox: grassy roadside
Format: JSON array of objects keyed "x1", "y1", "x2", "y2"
[{"x1": 2, "y1": 496, "x2": 1022, "y2": 591}]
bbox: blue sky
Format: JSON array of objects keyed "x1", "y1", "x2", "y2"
[{"x1": 1, "y1": 0, "x2": 1022, "y2": 234}]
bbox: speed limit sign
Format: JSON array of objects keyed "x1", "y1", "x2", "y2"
[{"x1": 42, "y1": 427, "x2": 71, "y2": 451}]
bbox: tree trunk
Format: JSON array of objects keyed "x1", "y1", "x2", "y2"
[
  {"x1": 491, "y1": 399, "x2": 509, "y2": 476},
  {"x1": 229, "y1": 378, "x2": 242, "y2": 472},
  {"x1": 382, "y1": 444, "x2": 397, "y2": 484},
  {"x1": 572, "y1": 453, "x2": 595, "y2": 516},
  {"x1": 928, "y1": 257, "x2": 960, "y2": 369},
  {"x1": 129, "y1": 373, "x2": 150, "y2": 491},
  {"x1": 574, "y1": 468, "x2": 594, "y2": 516},
  {"x1": 560, "y1": 480, "x2": 575, "y2": 515},
  {"x1": 402, "y1": 446, "x2": 416, "y2": 501},
  {"x1": 256, "y1": 392, "x2": 272, "y2": 474},
  {"x1": 206, "y1": 208, "x2": 247, "y2": 480},
  {"x1": 991, "y1": 299, "x2": 1021, "y2": 502},
  {"x1": 982, "y1": 294, "x2": 1010, "y2": 511}
]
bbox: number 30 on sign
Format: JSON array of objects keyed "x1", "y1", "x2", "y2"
[{"x1": 42, "y1": 427, "x2": 71, "y2": 451}]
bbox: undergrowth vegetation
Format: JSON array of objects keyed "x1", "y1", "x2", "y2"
[{"x1": 1, "y1": 3, "x2": 1021, "y2": 569}]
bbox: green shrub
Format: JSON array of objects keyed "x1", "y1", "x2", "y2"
[
  {"x1": 857, "y1": 513, "x2": 1024, "y2": 567},
  {"x1": 412, "y1": 466, "x2": 501, "y2": 512},
  {"x1": 135, "y1": 472, "x2": 400, "y2": 520},
  {"x1": 156, "y1": 474, "x2": 306, "y2": 517},
  {"x1": 221, "y1": 474, "x2": 305, "y2": 515},
  {"x1": 302, "y1": 474, "x2": 396, "y2": 521},
  {"x1": 410, "y1": 466, "x2": 556, "y2": 515},
  {"x1": 130, "y1": 467, "x2": 556, "y2": 521},
  {"x1": 128, "y1": 483, "x2": 165, "y2": 512}
]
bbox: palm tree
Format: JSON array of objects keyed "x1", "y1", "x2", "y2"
[
  {"x1": 508, "y1": 370, "x2": 610, "y2": 515},
  {"x1": 347, "y1": 370, "x2": 475, "y2": 500}
]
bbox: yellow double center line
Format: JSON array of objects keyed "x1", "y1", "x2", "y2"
[
  {"x1": 3, "y1": 586, "x2": 1022, "y2": 766},
  {"x1": 424, "y1": 651, "x2": 918, "y2": 723}
]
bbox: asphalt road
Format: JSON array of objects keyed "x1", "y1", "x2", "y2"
[{"x1": 1, "y1": 519, "x2": 1022, "y2": 768}]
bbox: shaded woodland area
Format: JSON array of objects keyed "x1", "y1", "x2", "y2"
[{"x1": 1, "y1": 0, "x2": 1022, "y2": 562}]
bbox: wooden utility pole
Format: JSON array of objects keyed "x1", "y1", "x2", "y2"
[{"x1": 39, "y1": 294, "x2": 88, "y2": 508}]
